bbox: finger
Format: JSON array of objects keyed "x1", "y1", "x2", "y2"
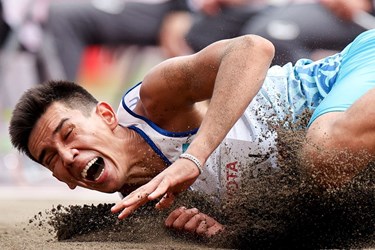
[
  {"x1": 184, "y1": 213, "x2": 207, "y2": 233},
  {"x1": 117, "y1": 206, "x2": 135, "y2": 220},
  {"x1": 206, "y1": 223, "x2": 225, "y2": 237},
  {"x1": 117, "y1": 198, "x2": 148, "y2": 220},
  {"x1": 111, "y1": 195, "x2": 133, "y2": 213},
  {"x1": 120, "y1": 174, "x2": 166, "y2": 206},
  {"x1": 172, "y1": 208, "x2": 200, "y2": 230},
  {"x1": 111, "y1": 191, "x2": 135, "y2": 213},
  {"x1": 204, "y1": 216, "x2": 217, "y2": 228},
  {"x1": 117, "y1": 205, "x2": 136, "y2": 220},
  {"x1": 155, "y1": 192, "x2": 175, "y2": 210},
  {"x1": 148, "y1": 178, "x2": 171, "y2": 200},
  {"x1": 165, "y1": 206, "x2": 186, "y2": 227},
  {"x1": 195, "y1": 220, "x2": 209, "y2": 235},
  {"x1": 111, "y1": 190, "x2": 150, "y2": 213}
]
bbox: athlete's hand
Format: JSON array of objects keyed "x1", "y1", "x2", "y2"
[
  {"x1": 165, "y1": 206, "x2": 224, "y2": 237},
  {"x1": 111, "y1": 158, "x2": 201, "y2": 219}
]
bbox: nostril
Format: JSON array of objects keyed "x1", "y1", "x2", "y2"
[
  {"x1": 60, "y1": 148, "x2": 78, "y2": 166},
  {"x1": 72, "y1": 148, "x2": 79, "y2": 158}
]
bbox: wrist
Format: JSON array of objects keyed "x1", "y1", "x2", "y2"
[{"x1": 179, "y1": 153, "x2": 204, "y2": 175}]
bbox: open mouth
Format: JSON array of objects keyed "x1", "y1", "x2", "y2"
[{"x1": 81, "y1": 157, "x2": 105, "y2": 181}]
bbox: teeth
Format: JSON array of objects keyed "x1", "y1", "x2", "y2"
[
  {"x1": 81, "y1": 157, "x2": 98, "y2": 179},
  {"x1": 95, "y1": 168, "x2": 105, "y2": 181}
]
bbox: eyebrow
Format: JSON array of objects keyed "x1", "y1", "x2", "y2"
[{"x1": 38, "y1": 118, "x2": 69, "y2": 164}]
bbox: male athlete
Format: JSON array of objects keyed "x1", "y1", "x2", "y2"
[{"x1": 9, "y1": 29, "x2": 375, "y2": 237}]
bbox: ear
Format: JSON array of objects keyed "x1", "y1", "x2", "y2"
[{"x1": 95, "y1": 102, "x2": 118, "y2": 130}]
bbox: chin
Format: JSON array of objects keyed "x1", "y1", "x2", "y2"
[{"x1": 98, "y1": 183, "x2": 123, "y2": 194}]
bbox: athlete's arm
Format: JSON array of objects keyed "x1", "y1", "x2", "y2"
[
  {"x1": 141, "y1": 34, "x2": 274, "y2": 164},
  {"x1": 111, "y1": 34, "x2": 274, "y2": 219}
]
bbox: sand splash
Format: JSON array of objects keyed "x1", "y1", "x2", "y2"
[{"x1": 29, "y1": 113, "x2": 375, "y2": 249}]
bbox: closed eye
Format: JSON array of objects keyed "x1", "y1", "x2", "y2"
[{"x1": 63, "y1": 128, "x2": 73, "y2": 140}]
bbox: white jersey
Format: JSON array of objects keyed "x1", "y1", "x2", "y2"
[{"x1": 117, "y1": 63, "x2": 298, "y2": 200}]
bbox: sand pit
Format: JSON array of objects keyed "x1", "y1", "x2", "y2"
[
  {"x1": 4, "y1": 161, "x2": 375, "y2": 250},
  {"x1": 3, "y1": 119, "x2": 375, "y2": 249},
  {"x1": 0, "y1": 199, "x2": 216, "y2": 250}
]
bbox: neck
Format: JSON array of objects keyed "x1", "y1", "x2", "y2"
[{"x1": 118, "y1": 127, "x2": 167, "y2": 190}]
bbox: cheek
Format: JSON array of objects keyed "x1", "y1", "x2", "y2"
[
  {"x1": 52, "y1": 164, "x2": 71, "y2": 183},
  {"x1": 92, "y1": 130, "x2": 115, "y2": 144},
  {"x1": 73, "y1": 133, "x2": 96, "y2": 146},
  {"x1": 73, "y1": 128, "x2": 114, "y2": 151}
]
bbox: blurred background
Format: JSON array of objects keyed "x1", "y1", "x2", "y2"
[
  {"x1": 0, "y1": 0, "x2": 165, "y2": 201},
  {"x1": 0, "y1": 0, "x2": 373, "y2": 201}
]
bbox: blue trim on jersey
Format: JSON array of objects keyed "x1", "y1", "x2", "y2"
[
  {"x1": 122, "y1": 82, "x2": 199, "y2": 137},
  {"x1": 128, "y1": 125, "x2": 172, "y2": 166}
]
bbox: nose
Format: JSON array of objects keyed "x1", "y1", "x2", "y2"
[{"x1": 59, "y1": 147, "x2": 79, "y2": 167}]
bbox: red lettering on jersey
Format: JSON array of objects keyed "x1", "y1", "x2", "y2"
[
  {"x1": 226, "y1": 172, "x2": 237, "y2": 181},
  {"x1": 225, "y1": 161, "x2": 240, "y2": 198},
  {"x1": 226, "y1": 161, "x2": 238, "y2": 172}
]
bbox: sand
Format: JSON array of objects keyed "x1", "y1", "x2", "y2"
[
  {"x1": 0, "y1": 199, "x2": 217, "y2": 250},
  {"x1": 3, "y1": 162, "x2": 375, "y2": 250},
  {"x1": 3, "y1": 115, "x2": 375, "y2": 249}
]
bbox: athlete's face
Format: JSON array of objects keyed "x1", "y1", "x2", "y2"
[{"x1": 28, "y1": 102, "x2": 128, "y2": 193}]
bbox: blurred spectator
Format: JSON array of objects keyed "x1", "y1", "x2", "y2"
[
  {"x1": 183, "y1": 0, "x2": 375, "y2": 66},
  {"x1": 43, "y1": 0, "x2": 273, "y2": 80},
  {"x1": 27, "y1": 0, "x2": 375, "y2": 82},
  {"x1": 0, "y1": 0, "x2": 47, "y2": 110},
  {"x1": 0, "y1": 1, "x2": 10, "y2": 47},
  {"x1": 158, "y1": 10, "x2": 194, "y2": 57},
  {"x1": 44, "y1": 0, "x2": 192, "y2": 81},
  {"x1": 185, "y1": 0, "x2": 269, "y2": 53},
  {"x1": 240, "y1": 0, "x2": 375, "y2": 65},
  {"x1": 0, "y1": 0, "x2": 49, "y2": 52}
]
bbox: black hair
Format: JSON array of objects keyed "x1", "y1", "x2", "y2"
[{"x1": 9, "y1": 80, "x2": 98, "y2": 161}]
